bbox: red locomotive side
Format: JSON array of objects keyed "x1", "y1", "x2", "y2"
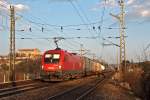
[{"x1": 41, "y1": 49, "x2": 83, "y2": 80}]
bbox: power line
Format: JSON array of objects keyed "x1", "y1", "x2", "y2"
[
  {"x1": 0, "y1": 1, "x2": 109, "y2": 30},
  {"x1": 16, "y1": 36, "x2": 99, "y2": 40},
  {"x1": 74, "y1": 0, "x2": 90, "y2": 23},
  {"x1": 15, "y1": 14, "x2": 84, "y2": 50},
  {"x1": 98, "y1": 0, "x2": 106, "y2": 36},
  {"x1": 60, "y1": 40, "x2": 79, "y2": 51},
  {"x1": 97, "y1": 0, "x2": 107, "y2": 59},
  {"x1": 0, "y1": 12, "x2": 127, "y2": 32},
  {"x1": 14, "y1": 14, "x2": 108, "y2": 33},
  {"x1": 16, "y1": 33, "x2": 51, "y2": 47},
  {"x1": 0, "y1": 1, "x2": 107, "y2": 57},
  {"x1": 15, "y1": 12, "x2": 119, "y2": 34},
  {"x1": 68, "y1": 0, "x2": 102, "y2": 55},
  {"x1": 16, "y1": 13, "x2": 102, "y2": 28},
  {"x1": 0, "y1": 2, "x2": 9, "y2": 9},
  {"x1": 68, "y1": 0, "x2": 90, "y2": 31},
  {"x1": 74, "y1": 0, "x2": 101, "y2": 40},
  {"x1": 14, "y1": 16, "x2": 96, "y2": 54},
  {"x1": 144, "y1": 43, "x2": 150, "y2": 51}
]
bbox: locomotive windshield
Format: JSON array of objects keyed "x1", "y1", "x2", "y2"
[{"x1": 44, "y1": 54, "x2": 60, "y2": 64}]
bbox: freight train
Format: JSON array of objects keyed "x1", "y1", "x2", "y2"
[{"x1": 40, "y1": 48, "x2": 105, "y2": 81}]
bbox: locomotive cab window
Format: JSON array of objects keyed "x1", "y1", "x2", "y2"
[{"x1": 44, "y1": 54, "x2": 60, "y2": 64}]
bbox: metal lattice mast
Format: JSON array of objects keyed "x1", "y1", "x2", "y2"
[
  {"x1": 110, "y1": 0, "x2": 126, "y2": 71},
  {"x1": 9, "y1": 5, "x2": 15, "y2": 81},
  {"x1": 119, "y1": 0, "x2": 126, "y2": 71}
]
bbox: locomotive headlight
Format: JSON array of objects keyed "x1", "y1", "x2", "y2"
[
  {"x1": 101, "y1": 65, "x2": 105, "y2": 70},
  {"x1": 41, "y1": 65, "x2": 44, "y2": 69},
  {"x1": 59, "y1": 65, "x2": 62, "y2": 69}
]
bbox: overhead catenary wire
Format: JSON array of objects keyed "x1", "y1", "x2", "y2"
[
  {"x1": 67, "y1": 0, "x2": 103, "y2": 56},
  {"x1": 16, "y1": 13, "x2": 108, "y2": 27},
  {"x1": 15, "y1": 3, "x2": 103, "y2": 57},
  {"x1": 16, "y1": 36, "x2": 99, "y2": 40},
  {"x1": 15, "y1": 16, "x2": 84, "y2": 50},
  {"x1": 68, "y1": 0, "x2": 99, "y2": 48},
  {"x1": 97, "y1": 0, "x2": 107, "y2": 59},
  {"x1": 98, "y1": 0, "x2": 106, "y2": 36},
  {"x1": 60, "y1": 40, "x2": 79, "y2": 51},
  {"x1": 16, "y1": 32, "x2": 54, "y2": 49},
  {"x1": 0, "y1": 0, "x2": 109, "y2": 59},
  {"x1": 1, "y1": 2, "x2": 102, "y2": 39},
  {"x1": 0, "y1": 0, "x2": 119, "y2": 30},
  {"x1": 0, "y1": 3, "x2": 9, "y2": 10},
  {"x1": 17, "y1": 13, "x2": 99, "y2": 53},
  {"x1": 14, "y1": 13, "x2": 120, "y2": 34},
  {"x1": 17, "y1": 32, "x2": 87, "y2": 52},
  {"x1": 73, "y1": 0, "x2": 101, "y2": 45},
  {"x1": 1, "y1": 12, "x2": 122, "y2": 32},
  {"x1": 68, "y1": 0, "x2": 90, "y2": 31},
  {"x1": 16, "y1": 21, "x2": 88, "y2": 50},
  {"x1": 74, "y1": 0, "x2": 98, "y2": 34}
]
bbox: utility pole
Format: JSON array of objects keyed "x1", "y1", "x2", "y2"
[
  {"x1": 110, "y1": 0, "x2": 126, "y2": 72},
  {"x1": 79, "y1": 44, "x2": 90, "y2": 57},
  {"x1": 116, "y1": 48, "x2": 119, "y2": 70},
  {"x1": 80, "y1": 44, "x2": 83, "y2": 57},
  {"x1": 144, "y1": 43, "x2": 150, "y2": 61},
  {"x1": 9, "y1": 5, "x2": 15, "y2": 82},
  {"x1": 92, "y1": 53, "x2": 95, "y2": 60},
  {"x1": 119, "y1": 0, "x2": 126, "y2": 72},
  {"x1": 80, "y1": 44, "x2": 90, "y2": 76}
]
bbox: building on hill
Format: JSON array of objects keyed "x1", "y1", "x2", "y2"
[{"x1": 17, "y1": 48, "x2": 41, "y2": 58}]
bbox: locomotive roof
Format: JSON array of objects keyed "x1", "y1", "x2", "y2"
[{"x1": 45, "y1": 49, "x2": 78, "y2": 55}]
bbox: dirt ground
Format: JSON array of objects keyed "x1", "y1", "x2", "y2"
[{"x1": 84, "y1": 73, "x2": 142, "y2": 100}]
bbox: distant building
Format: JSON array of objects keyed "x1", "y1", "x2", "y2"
[
  {"x1": 0, "y1": 56, "x2": 8, "y2": 64},
  {"x1": 17, "y1": 48, "x2": 41, "y2": 58}
]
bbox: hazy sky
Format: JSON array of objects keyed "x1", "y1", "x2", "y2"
[{"x1": 0, "y1": 0, "x2": 150, "y2": 63}]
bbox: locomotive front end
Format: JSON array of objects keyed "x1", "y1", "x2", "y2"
[
  {"x1": 40, "y1": 51, "x2": 63, "y2": 81},
  {"x1": 43, "y1": 53, "x2": 61, "y2": 71}
]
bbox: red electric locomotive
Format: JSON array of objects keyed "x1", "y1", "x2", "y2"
[{"x1": 40, "y1": 48, "x2": 83, "y2": 81}]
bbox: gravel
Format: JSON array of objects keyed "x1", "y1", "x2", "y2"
[
  {"x1": 82, "y1": 74, "x2": 141, "y2": 100},
  {"x1": 0, "y1": 76, "x2": 98, "y2": 100}
]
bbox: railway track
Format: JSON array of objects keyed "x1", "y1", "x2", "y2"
[
  {"x1": 47, "y1": 72, "x2": 113, "y2": 100},
  {"x1": 0, "y1": 80, "x2": 53, "y2": 98},
  {"x1": 0, "y1": 71, "x2": 113, "y2": 99},
  {"x1": 0, "y1": 80, "x2": 35, "y2": 89}
]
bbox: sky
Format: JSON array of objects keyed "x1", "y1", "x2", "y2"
[{"x1": 0, "y1": 0, "x2": 150, "y2": 63}]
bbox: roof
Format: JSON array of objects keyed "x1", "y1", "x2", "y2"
[{"x1": 18, "y1": 48, "x2": 40, "y2": 52}]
